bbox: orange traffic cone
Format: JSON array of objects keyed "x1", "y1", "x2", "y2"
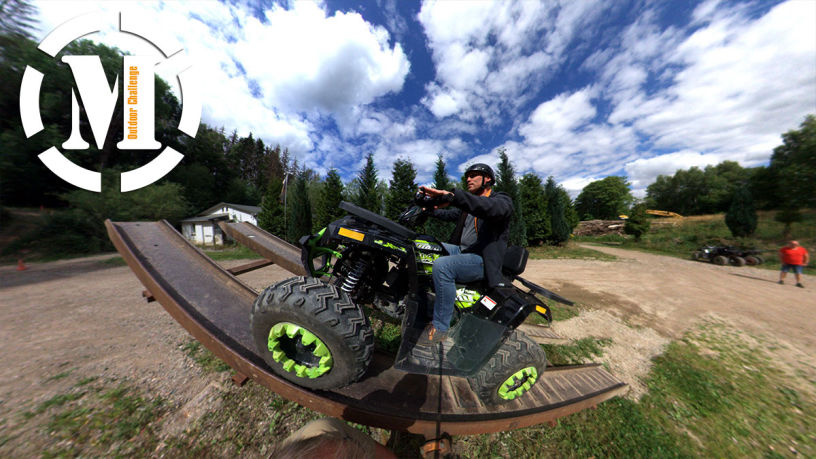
[{"x1": 17, "y1": 258, "x2": 29, "y2": 271}]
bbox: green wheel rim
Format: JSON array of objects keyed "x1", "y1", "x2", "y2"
[
  {"x1": 497, "y1": 366, "x2": 539, "y2": 400},
  {"x1": 268, "y1": 322, "x2": 333, "y2": 379}
]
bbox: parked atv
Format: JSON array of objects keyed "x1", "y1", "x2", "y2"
[
  {"x1": 250, "y1": 193, "x2": 573, "y2": 405},
  {"x1": 692, "y1": 245, "x2": 764, "y2": 266}
]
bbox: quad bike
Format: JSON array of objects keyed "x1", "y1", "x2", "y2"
[
  {"x1": 692, "y1": 245, "x2": 765, "y2": 266},
  {"x1": 250, "y1": 193, "x2": 573, "y2": 405}
]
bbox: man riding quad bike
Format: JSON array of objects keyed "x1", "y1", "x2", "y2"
[{"x1": 250, "y1": 165, "x2": 572, "y2": 405}]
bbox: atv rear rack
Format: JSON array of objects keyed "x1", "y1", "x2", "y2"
[{"x1": 106, "y1": 219, "x2": 626, "y2": 438}]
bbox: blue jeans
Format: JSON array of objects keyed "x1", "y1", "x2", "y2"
[{"x1": 432, "y1": 243, "x2": 484, "y2": 332}]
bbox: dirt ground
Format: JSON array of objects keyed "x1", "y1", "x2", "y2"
[{"x1": 0, "y1": 246, "x2": 814, "y2": 454}]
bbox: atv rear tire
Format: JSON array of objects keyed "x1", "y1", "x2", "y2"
[
  {"x1": 713, "y1": 255, "x2": 728, "y2": 265},
  {"x1": 731, "y1": 256, "x2": 746, "y2": 267},
  {"x1": 754, "y1": 255, "x2": 764, "y2": 265},
  {"x1": 467, "y1": 330, "x2": 546, "y2": 406},
  {"x1": 744, "y1": 256, "x2": 759, "y2": 265},
  {"x1": 251, "y1": 276, "x2": 373, "y2": 390}
]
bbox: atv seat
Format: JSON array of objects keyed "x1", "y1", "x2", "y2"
[
  {"x1": 502, "y1": 245, "x2": 528, "y2": 276},
  {"x1": 339, "y1": 201, "x2": 417, "y2": 240}
]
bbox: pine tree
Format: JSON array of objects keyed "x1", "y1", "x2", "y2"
[
  {"x1": 257, "y1": 177, "x2": 286, "y2": 237},
  {"x1": 385, "y1": 158, "x2": 418, "y2": 221},
  {"x1": 426, "y1": 154, "x2": 456, "y2": 241},
  {"x1": 353, "y1": 153, "x2": 382, "y2": 213},
  {"x1": 314, "y1": 169, "x2": 345, "y2": 230},
  {"x1": 725, "y1": 186, "x2": 757, "y2": 238},
  {"x1": 624, "y1": 202, "x2": 651, "y2": 241},
  {"x1": 286, "y1": 172, "x2": 313, "y2": 243},
  {"x1": 545, "y1": 177, "x2": 571, "y2": 245},
  {"x1": 493, "y1": 149, "x2": 526, "y2": 246},
  {"x1": 519, "y1": 173, "x2": 550, "y2": 245}
]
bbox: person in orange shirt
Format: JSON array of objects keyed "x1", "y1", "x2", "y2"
[{"x1": 778, "y1": 240, "x2": 809, "y2": 288}]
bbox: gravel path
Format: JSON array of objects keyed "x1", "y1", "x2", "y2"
[{"x1": 0, "y1": 247, "x2": 813, "y2": 452}]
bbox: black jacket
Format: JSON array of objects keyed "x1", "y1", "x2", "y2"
[{"x1": 431, "y1": 188, "x2": 513, "y2": 287}]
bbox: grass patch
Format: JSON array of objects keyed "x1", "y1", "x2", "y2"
[
  {"x1": 13, "y1": 378, "x2": 169, "y2": 457},
  {"x1": 639, "y1": 323, "x2": 816, "y2": 457},
  {"x1": 457, "y1": 321, "x2": 816, "y2": 458},
  {"x1": 203, "y1": 243, "x2": 262, "y2": 261},
  {"x1": 41, "y1": 384, "x2": 166, "y2": 457},
  {"x1": 44, "y1": 370, "x2": 73, "y2": 382},
  {"x1": 528, "y1": 242, "x2": 617, "y2": 261},
  {"x1": 373, "y1": 322, "x2": 402, "y2": 354},
  {"x1": 577, "y1": 209, "x2": 816, "y2": 275},
  {"x1": 541, "y1": 337, "x2": 612, "y2": 366},
  {"x1": 101, "y1": 256, "x2": 126, "y2": 267},
  {"x1": 161, "y1": 382, "x2": 322, "y2": 457},
  {"x1": 181, "y1": 340, "x2": 232, "y2": 373}
]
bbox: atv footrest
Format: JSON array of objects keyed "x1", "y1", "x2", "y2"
[
  {"x1": 394, "y1": 324, "x2": 462, "y2": 376},
  {"x1": 394, "y1": 314, "x2": 507, "y2": 377}
]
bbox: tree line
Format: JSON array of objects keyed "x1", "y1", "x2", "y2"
[{"x1": 256, "y1": 149, "x2": 581, "y2": 248}]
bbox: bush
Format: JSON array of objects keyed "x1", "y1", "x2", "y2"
[
  {"x1": 624, "y1": 203, "x2": 651, "y2": 241},
  {"x1": 725, "y1": 187, "x2": 757, "y2": 237}
]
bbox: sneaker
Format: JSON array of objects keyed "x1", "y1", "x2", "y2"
[
  {"x1": 778, "y1": 280, "x2": 784, "y2": 285},
  {"x1": 796, "y1": 283, "x2": 804, "y2": 288}
]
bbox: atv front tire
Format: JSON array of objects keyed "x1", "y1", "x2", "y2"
[
  {"x1": 251, "y1": 276, "x2": 373, "y2": 390},
  {"x1": 713, "y1": 255, "x2": 728, "y2": 265},
  {"x1": 467, "y1": 330, "x2": 546, "y2": 406}
]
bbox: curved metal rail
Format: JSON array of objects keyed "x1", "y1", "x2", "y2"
[{"x1": 105, "y1": 220, "x2": 626, "y2": 438}]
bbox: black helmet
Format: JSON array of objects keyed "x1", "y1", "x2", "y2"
[{"x1": 464, "y1": 163, "x2": 495, "y2": 185}]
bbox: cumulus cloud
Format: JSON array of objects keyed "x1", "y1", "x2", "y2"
[
  {"x1": 417, "y1": 1, "x2": 609, "y2": 122},
  {"x1": 31, "y1": 0, "x2": 410, "y2": 164},
  {"x1": 504, "y1": 0, "x2": 815, "y2": 194}
]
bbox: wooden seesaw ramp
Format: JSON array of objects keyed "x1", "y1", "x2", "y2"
[{"x1": 106, "y1": 220, "x2": 626, "y2": 438}]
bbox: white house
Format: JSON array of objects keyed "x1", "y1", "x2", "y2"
[{"x1": 180, "y1": 202, "x2": 261, "y2": 246}]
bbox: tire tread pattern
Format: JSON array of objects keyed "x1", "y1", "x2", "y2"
[
  {"x1": 251, "y1": 276, "x2": 373, "y2": 388},
  {"x1": 467, "y1": 330, "x2": 546, "y2": 406}
]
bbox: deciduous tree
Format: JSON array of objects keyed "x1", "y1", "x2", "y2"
[{"x1": 575, "y1": 176, "x2": 632, "y2": 220}]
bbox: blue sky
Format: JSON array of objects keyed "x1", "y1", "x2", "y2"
[{"x1": 31, "y1": 0, "x2": 816, "y2": 197}]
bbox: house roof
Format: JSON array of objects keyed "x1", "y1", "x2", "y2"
[
  {"x1": 198, "y1": 202, "x2": 261, "y2": 217},
  {"x1": 180, "y1": 213, "x2": 230, "y2": 223}
]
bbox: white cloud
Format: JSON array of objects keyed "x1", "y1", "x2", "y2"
[
  {"x1": 417, "y1": 1, "x2": 612, "y2": 124},
  {"x1": 31, "y1": 0, "x2": 410, "y2": 165},
  {"x1": 520, "y1": 88, "x2": 598, "y2": 142},
  {"x1": 624, "y1": 150, "x2": 722, "y2": 197}
]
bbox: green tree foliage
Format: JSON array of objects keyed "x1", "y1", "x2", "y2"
[
  {"x1": 257, "y1": 177, "x2": 285, "y2": 237},
  {"x1": 353, "y1": 153, "x2": 382, "y2": 213},
  {"x1": 774, "y1": 207, "x2": 802, "y2": 239},
  {"x1": 0, "y1": 0, "x2": 37, "y2": 37},
  {"x1": 9, "y1": 179, "x2": 189, "y2": 256},
  {"x1": 545, "y1": 177, "x2": 571, "y2": 245},
  {"x1": 493, "y1": 149, "x2": 526, "y2": 246},
  {"x1": 725, "y1": 186, "x2": 758, "y2": 238},
  {"x1": 765, "y1": 115, "x2": 816, "y2": 209},
  {"x1": 624, "y1": 203, "x2": 651, "y2": 241},
  {"x1": 646, "y1": 161, "x2": 750, "y2": 215},
  {"x1": 575, "y1": 176, "x2": 633, "y2": 220},
  {"x1": 313, "y1": 169, "x2": 345, "y2": 230},
  {"x1": 286, "y1": 173, "x2": 313, "y2": 243},
  {"x1": 385, "y1": 158, "x2": 417, "y2": 221},
  {"x1": 425, "y1": 154, "x2": 456, "y2": 241},
  {"x1": 519, "y1": 173, "x2": 550, "y2": 245}
]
